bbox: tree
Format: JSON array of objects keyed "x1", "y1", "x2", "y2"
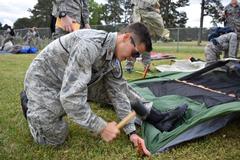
[
  {"x1": 159, "y1": 0, "x2": 189, "y2": 28},
  {"x1": 88, "y1": 0, "x2": 105, "y2": 25},
  {"x1": 198, "y1": 0, "x2": 223, "y2": 45},
  {"x1": 122, "y1": 0, "x2": 132, "y2": 23},
  {"x1": 103, "y1": 0, "x2": 124, "y2": 25},
  {"x1": 13, "y1": 18, "x2": 33, "y2": 29},
  {"x1": 28, "y1": 0, "x2": 52, "y2": 28},
  {"x1": 13, "y1": 0, "x2": 52, "y2": 28},
  {"x1": 205, "y1": 0, "x2": 224, "y2": 24}
]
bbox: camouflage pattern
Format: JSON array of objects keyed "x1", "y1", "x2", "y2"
[
  {"x1": 24, "y1": 29, "x2": 138, "y2": 145},
  {"x1": 0, "y1": 35, "x2": 4, "y2": 47},
  {"x1": 126, "y1": 0, "x2": 169, "y2": 72},
  {"x1": 52, "y1": 0, "x2": 89, "y2": 26},
  {"x1": 224, "y1": 3, "x2": 240, "y2": 33},
  {"x1": 205, "y1": 32, "x2": 238, "y2": 66},
  {"x1": 131, "y1": 0, "x2": 169, "y2": 39},
  {"x1": 224, "y1": 3, "x2": 240, "y2": 55},
  {"x1": 52, "y1": 0, "x2": 90, "y2": 39},
  {"x1": 52, "y1": 1, "x2": 58, "y2": 17}
]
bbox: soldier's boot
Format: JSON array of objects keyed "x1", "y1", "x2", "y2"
[
  {"x1": 131, "y1": 100, "x2": 188, "y2": 132},
  {"x1": 20, "y1": 90, "x2": 28, "y2": 119},
  {"x1": 147, "y1": 104, "x2": 188, "y2": 132}
]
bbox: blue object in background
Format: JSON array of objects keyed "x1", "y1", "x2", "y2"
[{"x1": 19, "y1": 46, "x2": 38, "y2": 54}]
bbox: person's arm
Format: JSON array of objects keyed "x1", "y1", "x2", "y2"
[
  {"x1": 129, "y1": 133, "x2": 151, "y2": 156},
  {"x1": 60, "y1": 43, "x2": 119, "y2": 141},
  {"x1": 55, "y1": 0, "x2": 67, "y2": 14},
  {"x1": 103, "y1": 62, "x2": 136, "y2": 135},
  {"x1": 140, "y1": 0, "x2": 157, "y2": 12},
  {"x1": 104, "y1": 67, "x2": 151, "y2": 156},
  {"x1": 221, "y1": 5, "x2": 231, "y2": 24},
  {"x1": 81, "y1": 0, "x2": 90, "y2": 28},
  {"x1": 55, "y1": 0, "x2": 76, "y2": 32}
]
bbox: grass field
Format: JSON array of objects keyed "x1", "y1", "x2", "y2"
[{"x1": 0, "y1": 42, "x2": 240, "y2": 160}]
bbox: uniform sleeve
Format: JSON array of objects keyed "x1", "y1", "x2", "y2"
[
  {"x1": 81, "y1": 0, "x2": 90, "y2": 24},
  {"x1": 55, "y1": 0, "x2": 67, "y2": 15},
  {"x1": 60, "y1": 43, "x2": 107, "y2": 134},
  {"x1": 141, "y1": 0, "x2": 156, "y2": 11},
  {"x1": 103, "y1": 69, "x2": 136, "y2": 135}
]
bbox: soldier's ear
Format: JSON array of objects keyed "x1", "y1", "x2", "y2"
[{"x1": 123, "y1": 33, "x2": 131, "y2": 42}]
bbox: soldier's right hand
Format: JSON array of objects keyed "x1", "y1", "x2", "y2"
[
  {"x1": 100, "y1": 122, "x2": 120, "y2": 142},
  {"x1": 61, "y1": 15, "x2": 75, "y2": 32}
]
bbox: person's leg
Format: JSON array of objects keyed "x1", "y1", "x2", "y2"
[
  {"x1": 27, "y1": 100, "x2": 68, "y2": 145},
  {"x1": 141, "y1": 11, "x2": 169, "y2": 39},
  {"x1": 205, "y1": 43, "x2": 221, "y2": 66},
  {"x1": 123, "y1": 84, "x2": 188, "y2": 132},
  {"x1": 141, "y1": 52, "x2": 151, "y2": 71},
  {"x1": 228, "y1": 33, "x2": 238, "y2": 58},
  {"x1": 24, "y1": 61, "x2": 68, "y2": 145},
  {"x1": 125, "y1": 58, "x2": 136, "y2": 73},
  {"x1": 235, "y1": 33, "x2": 240, "y2": 57}
]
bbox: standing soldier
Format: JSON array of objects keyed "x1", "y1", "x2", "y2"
[
  {"x1": 205, "y1": 32, "x2": 238, "y2": 66},
  {"x1": 52, "y1": 0, "x2": 91, "y2": 38},
  {"x1": 125, "y1": 0, "x2": 170, "y2": 73},
  {"x1": 222, "y1": 0, "x2": 240, "y2": 57}
]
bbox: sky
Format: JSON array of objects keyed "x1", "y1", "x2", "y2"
[{"x1": 0, "y1": 0, "x2": 232, "y2": 28}]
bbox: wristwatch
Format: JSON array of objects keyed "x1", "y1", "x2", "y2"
[
  {"x1": 59, "y1": 11, "x2": 67, "y2": 18},
  {"x1": 128, "y1": 130, "x2": 137, "y2": 139}
]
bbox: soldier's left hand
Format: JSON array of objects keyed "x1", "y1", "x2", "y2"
[{"x1": 129, "y1": 134, "x2": 151, "y2": 157}]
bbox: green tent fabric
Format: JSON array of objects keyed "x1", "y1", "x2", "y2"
[{"x1": 130, "y1": 60, "x2": 240, "y2": 154}]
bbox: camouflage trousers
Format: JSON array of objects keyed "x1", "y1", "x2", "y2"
[
  {"x1": 25, "y1": 64, "x2": 149, "y2": 145},
  {"x1": 125, "y1": 9, "x2": 170, "y2": 71},
  {"x1": 125, "y1": 52, "x2": 151, "y2": 71},
  {"x1": 132, "y1": 9, "x2": 170, "y2": 39},
  {"x1": 205, "y1": 40, "x2": 238, "y2": 66}
]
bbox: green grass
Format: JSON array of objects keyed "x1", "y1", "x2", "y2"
[{"x1": 0, "y1": 42, "x2": 240, "y2": 160}]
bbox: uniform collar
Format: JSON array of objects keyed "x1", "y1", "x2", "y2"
[{"x1": 105, "y1": 32, "x2": 117, "y2": 61}]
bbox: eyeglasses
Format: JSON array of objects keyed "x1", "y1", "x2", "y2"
[
  {"x1": 130, "y1": 36, "x2": 140, "y2": 58},
  {"x1": 130, "y1": 36, "x2": 136, "y2": 47}
]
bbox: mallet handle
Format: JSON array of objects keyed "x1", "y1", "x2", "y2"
[{"x1": 117, "y1": 111, "x2": 136, "y2": 129}]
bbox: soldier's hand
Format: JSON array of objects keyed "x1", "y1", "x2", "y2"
[
  {"x1": 100, "y1": 122, "x2": 120, "y2": 142},
  {"x1": 129, "y1": 134, "x2": 151, "y2": 157},
  {"x1": 61, "y1": 15, "x2": 75, "y2": 32}
]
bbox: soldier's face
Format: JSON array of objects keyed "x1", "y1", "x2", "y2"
[{"x1": 115, "y1": 33, "x2": 146, "y2": 61}]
